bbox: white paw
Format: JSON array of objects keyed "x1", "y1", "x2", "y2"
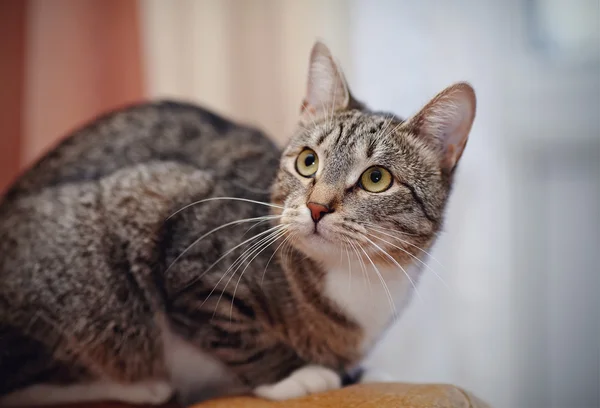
[
  {"x1": 141, "y1": 381, "x2": 175, "y2": 404},
  {"x1": 254, "y1": 365, "x2": 341, "y2": 401},
  {"x1": 110, "y1": 381, "x2": 174, "y2": 405}
]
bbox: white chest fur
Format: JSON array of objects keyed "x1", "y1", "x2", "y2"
[{"x1": 323, "y1": 261, "x2": 417, "y2": 351}]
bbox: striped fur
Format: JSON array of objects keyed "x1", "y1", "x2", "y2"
[{"x1": 0, "y1": 42, "x2": 475, "y2": 405}]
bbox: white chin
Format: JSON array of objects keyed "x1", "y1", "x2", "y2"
[{"x1": 295, "y1": 233, "x2": 340, "y2": 260}]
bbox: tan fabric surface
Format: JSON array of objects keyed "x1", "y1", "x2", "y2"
[
  {"x1": 194, "y1": 383, "x2": 490, "y2": 408},
  {"x1": 22, "y1": 383, "x2": 490, "y2": 408}
]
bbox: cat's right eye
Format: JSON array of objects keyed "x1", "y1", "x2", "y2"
[{"x1": 295, "y1": 148, "x2": 319, "y2": 177}]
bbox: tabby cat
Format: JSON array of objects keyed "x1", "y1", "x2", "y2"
[{"x1": 0, "y1": 42, "x2": 476, "y2": 405}]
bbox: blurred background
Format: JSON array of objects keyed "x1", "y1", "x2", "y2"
[{"x1": 1, "y1": 1, "x2": 598, "y2": 407}]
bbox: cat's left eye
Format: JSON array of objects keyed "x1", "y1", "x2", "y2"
[{"x1": 359, "y1": 166, "x2": 393, "y2": 193}]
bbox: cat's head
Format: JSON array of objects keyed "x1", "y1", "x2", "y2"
[{"x1": 271, "y1": 42, "x2": 476, "y2": 268}]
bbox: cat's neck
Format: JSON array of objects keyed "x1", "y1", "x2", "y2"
[
  {"x1": 278, "y1": 247, "x2": 421, "y2": 352},
  {"x1": 322, "y1": 258, "x2": 419, "y2": 351}
]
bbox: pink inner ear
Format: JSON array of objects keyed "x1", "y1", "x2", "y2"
[
  {"x1": 415, "y1": 83, "x2": 476, "y2": 169},
  {"x1": 301, "y1": 100, "x2": 315, "y2": 114},
  {"x1": 302, "y1": 43, "x2": 350, "y2": 116}
]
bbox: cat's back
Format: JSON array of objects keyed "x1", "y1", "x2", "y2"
[
  {"x1": 0, "y1": 101, "x2": 280, "y2": 292},
  {"x1": 2, "y1": 101, "x2": 279, "y2": 203}
]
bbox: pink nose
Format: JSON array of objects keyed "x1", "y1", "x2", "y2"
[{"x1": 307, "y1": 202, "x2": 332, "y2": 223}]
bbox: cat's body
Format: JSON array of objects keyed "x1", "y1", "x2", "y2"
[
  {"x1": 0, "y1": 102, "x2": 278, "y2": 403},
  {"x1": 0, "y1": 43, "x2": 476, "y2": 405}
]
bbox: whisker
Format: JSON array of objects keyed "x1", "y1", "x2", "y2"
[
  {"x1": 261, "y1": 233, "x2": 293, "y2": 286},
  {"x1": 229, "y1": 230, "x2": 287, "y2": 319},
  {"x1": 166, "y1": 216, "x2": 283, "y2": 275},
  {"x1": 343, "y1": 238, "x2": 353, "y2": 293},
  {"x1": 364, "y1": 224, "x2": 443, "y2": 267},
  {"x1": 167, "y1": 197, "x2": 284, "y2": 220},
  {"x1": 365, "y1": 230, "x2": 450, "y2": 290},
  {"x1": 380, "y1": 119, "x2": 405, "y2": 141},
  {"x1": 243, "y1": 210, "x2": 296, "y2": 237},
  {"x1": 286, "y1": 234, "x2": 296, "y2": 258},
  {"x1": 216, "y1": 228, "x2": 286, "y2": 289},
  {"x1": 242, "y1": 217, "x2": 276, "y2": 237},
  {"x1": 361, "y1": 221, "x2": 421, "y2": 237},
  {"x1": 372, "y1": 115, "x2": 394, "y2": 143},
  {"x1": 348, "y1": 239, "x2": 370, "y2": 294},
  {"x1": 358, "y1": 233, "x2": 423, "y2": 302},
  {"x1": 176, "y1": 223, "x2": 286, "y2": 293},
  {"x1": 199, "y1": 228, "x2": 286, "y2": 314},
  {"x1": 329, "y1": 78, "x2": 337, "y2": 131},
  {"x1": 294, "y1": 123, "x2": 314, "y2": 134},
  {"x1": 357, "y1": 243, "x2": 397, "y2": 320},
  {"x1": 214, "y1": 229, "x2": 286, "y2": 319},
  {"x1": 284, "y1": 233, "x2": 299, "y2": 266},
  {"x1": 320, "y1": 97, "x2": 330, "y2": 132}
]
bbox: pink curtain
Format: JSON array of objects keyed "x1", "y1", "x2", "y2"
[
  {"x1": 0, "y1": 1, "x2": 26, "y2": 193},
  {"x1": 0, "y1": 0, "x2": 144, "y2": 193}
]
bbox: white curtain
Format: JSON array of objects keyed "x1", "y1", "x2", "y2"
[
  {"x1": 349, "y1": 2, "x2": 513, "y2": 406},
  {"x1": 350, "y1": 1, "x2": 599, "y2": 408},
  {"x1": 138, "y1": 1, "x2": 600, "y2": 407}
]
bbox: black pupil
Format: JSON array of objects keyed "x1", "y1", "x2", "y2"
[
  {"x1": 304, "y1": 153, "x2": 315, "y2": 167},
  {"x1": 370, "y1": 169, "x2": 382, "y2": 183}
]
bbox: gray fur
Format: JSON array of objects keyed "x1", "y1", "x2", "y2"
[
  {"x1": 0, "y1": 46, "x2": 475, "y2": 404},
  {"x1": 0, "y1": 102, "x2": 286, "y2": 396}
]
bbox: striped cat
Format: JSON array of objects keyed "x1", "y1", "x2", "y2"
[{"x1": 0, "y1": 42, "x2": 476, "y2": 405}]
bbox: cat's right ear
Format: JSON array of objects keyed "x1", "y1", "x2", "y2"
[{"x1": 300, "y1": 41, "x2": 361, "y2": 122}]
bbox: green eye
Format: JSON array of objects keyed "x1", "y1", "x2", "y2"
[
  {"x1": 296, "y1": 148, "x2": 319, "y2": 177},
  {"x1": 360, "y1": 166, "x2": 393, "y2": 193}
]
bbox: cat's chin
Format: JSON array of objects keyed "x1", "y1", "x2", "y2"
[{"x1": 292, "y1": 233, "x2": 342, "y2": 263}]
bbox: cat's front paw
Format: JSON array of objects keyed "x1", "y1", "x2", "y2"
[
  {"x1": 254, "y1": 365, "x2": 341, "y2": 401},
  {"x1": 107, "y1": 381, "x2": 174, "y2": 405}
]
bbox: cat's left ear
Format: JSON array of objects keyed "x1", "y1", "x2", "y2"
[
  {"x1": 405, "y1": 82, "x2": 476, "y2": 171},
  {"x1": 301, "y1": 41, "x2": 362, "y2": 121}
]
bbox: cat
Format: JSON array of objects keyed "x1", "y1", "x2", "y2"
[{"x1": 0, "y1": 41, "x2": 476, "y2": 406}]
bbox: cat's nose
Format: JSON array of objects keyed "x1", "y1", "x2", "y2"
[{"x1": 307, "y1": 202, "x2": 333, "y2": 223}]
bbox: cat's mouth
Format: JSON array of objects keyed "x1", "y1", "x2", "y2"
[
  {"x1": 282, "y1": 205, "x2": 341, "y2": 250},
  {"x1": 307, "y1": 223, "x2": 336, "y2": 244},
  {"x1": 310, "y1": 228, "x2": 328, "y2": 240}
]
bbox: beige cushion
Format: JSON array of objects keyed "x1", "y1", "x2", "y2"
[
  {"x1": 194, "y1": 383, "x2": 490, "y2": 408},
  {"x1": 32, "y1": 383, "x2": 490, "y2": 408}
]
